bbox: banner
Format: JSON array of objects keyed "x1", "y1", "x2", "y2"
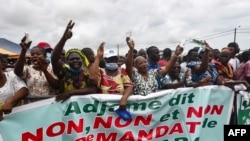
[
  {"x1": 0, "y1": 85, "x2": 233, "y2": 141},
  {"x1": 237, "y1": 91, "x2": 250, "y2": 125}
]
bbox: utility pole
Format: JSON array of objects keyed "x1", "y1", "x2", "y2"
[
  {"x1": 234, "y1": 25, "x2": 241, "y2": 42},
  {"x1": 117, "y1": 44, "x2": 119, "y2": 58},
  {"x1": 234, "y1": 28, "x2": 236, "y2": 42}
]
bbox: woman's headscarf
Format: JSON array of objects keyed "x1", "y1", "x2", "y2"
[{"x1": 65, "y1": 48, "x2": 89, "y2": 67}]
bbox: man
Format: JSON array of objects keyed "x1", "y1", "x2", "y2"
[
  {"x1": 227, "y1": 42, "x2": 240, "y2": 71},
  {"x1": 147, "y1": 46, "x2": 161, "y2": 70}
]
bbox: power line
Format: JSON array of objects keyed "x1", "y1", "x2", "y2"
[
  {"x1": 195, "y1": 29, "x2": 234, "y2": 39},
  {"x1": 237, "y1": 31, "x2": 250, "y2": 33},
  {"x1": 202, "y1": 32, "x2": 234, "y2": 40},
  {"x1": 115, "y1": 27, "x2": 250, "y2": 50}
]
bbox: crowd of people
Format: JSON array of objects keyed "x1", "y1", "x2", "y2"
[{"x1": 0, "y1": 20, "x2": 250, "y2": 123}]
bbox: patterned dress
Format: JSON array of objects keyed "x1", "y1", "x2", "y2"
[
  {"x1": 57, "y1": 64, "x2": 91, "y2": 93},
  {"x1": 132, "y1": 69, "x2": 162, "y2": 96},
  {"x1": 98, "y1": 68, "x2": 133, "y2": 94},
  {"x1": 22, "y1": 64, "x2": 57, "y2": 96}
]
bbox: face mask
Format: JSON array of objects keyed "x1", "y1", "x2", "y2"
[
  {"x1": 105, "y1": 63, "x2": 118, "y2": 71},
  {"x1": 46, "y1": 52, "x2": 51, "y2": 64},
  {"x1": 69, "y1": 67, "x2": 83, "y2": 74}
]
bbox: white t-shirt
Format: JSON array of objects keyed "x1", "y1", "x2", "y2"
[
  {"x1": 0, "y1": 71, "x2": 27, "y2": 105},
  {"x1": 229, "y1": 57, "x2": 240, "y2": 71}
]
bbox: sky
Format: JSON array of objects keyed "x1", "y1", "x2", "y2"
[{"x1": 1, "y1": 0, "x2": 250, "y2": 56}]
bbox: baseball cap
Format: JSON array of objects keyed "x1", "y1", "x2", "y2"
[
  {"x1": 37, "y1": 42, "x2": 52, "y2": 51},
  {"x1": 104, "y1": 49, "x2": 117, "y2": 58}
]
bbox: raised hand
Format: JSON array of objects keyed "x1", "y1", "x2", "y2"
[
  {"x1": 204, "y1": 40, "x2": 212, "y2": 52},
  {"x1": 19, "y1": 35, "x2": 32, "y2": 51},
  {"x1": 63, "y1": 20, "x2": 75, "y2": 40},
  {"x1": 97, "y1": 42, "x2": 105, "y2": 58},
  {"x1": 126, "y1": 37, "x2": 135, "y2": 49},
  {"x1": 174, "y1": 45, "x2": 183, "y2": 56}
]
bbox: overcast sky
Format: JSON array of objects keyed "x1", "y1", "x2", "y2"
[{"x1": 1, "y1": 0, "x2": 250, "y2": 55}]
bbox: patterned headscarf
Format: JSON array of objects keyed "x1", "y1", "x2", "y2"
[{"x1": 65, "y1": 48, "x2": 89, "y2": 67}]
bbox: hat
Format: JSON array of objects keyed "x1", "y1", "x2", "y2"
[
  {"x1": 104, "y1": 49, "x2": 117, "y2": 58},
  {"x1": 37, "y1": 42, "x2": 52, "y2": 51}
]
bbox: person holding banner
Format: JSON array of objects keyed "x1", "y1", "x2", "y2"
[
  {"x1": 214, "y1": 48, "x2": 234, "y2": 85},
  {"x1": 0, "y1": 54, "x2": 28, "y2": 121},
  {"x1": 125, "y1": 37, "x2": 183, "y2": 96},
  {"x1": 51, "y1": 20, "x2": 98, "y2": 102},
  {"x1": 89, "y1": 42, "x2": 133, "y2": 110}
]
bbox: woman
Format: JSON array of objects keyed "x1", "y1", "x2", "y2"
[
  {"x1": 89, "y1": 42, "x2": 133, "y2": 110},
  {"x1": 0, "y1": 55, "x2": 28, "y2": 121},
  {"x1": 214, "y1": 48, "x2": 234, "y2": 85},
  {"x1": 126, "y1": 38, "x2": 183, "y2": 96},
  {"x1": 14, "y1": 35, "x2": 59, "y2": 97},
  {"x1": 51, "y1": 20, "x2": 97, "y2": 102}
]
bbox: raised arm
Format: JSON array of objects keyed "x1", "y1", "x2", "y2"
[
  {"x1": 125, "y1": 37, "x2": 135, "y2": 79},
  {"x1": 89, "y1": 42, "x2": 105, "y2": 85},
  {"x1": 14, "y1": 35, "x2": 32, "y2": 77},
  {"x1": 193, "y1": 41, "x2": 211, "y2": 75},
  {"x1": 160, "y1": 45, "x2": 183, "y2": 76},
  {"x1": 51, "y1": 20, "x2": 75, "y2": 75}
]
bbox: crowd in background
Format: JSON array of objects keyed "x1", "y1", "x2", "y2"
[{"x1": 0, "y1": 20, "x2": 250, "y2": 124}]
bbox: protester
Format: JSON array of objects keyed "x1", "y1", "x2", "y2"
[
  {"x1": 36, "y1": 42, "x2": 53, "y2": 64},
  {"x1": 199, "y1": 47, "x2": 219, "y2": 85},
  {"x1": 60, "y1": 49, "x2": 67, "y2": 64},
  {"x1": 234, "y1": 50, "x2": 250, "y2": 83},
  {"x1": 89, "y1": 42, "x2": 133, "y2": 110},
  {"x1": 126, "y1": 37, "x2": 183, "y2": 95},
  {"x1": 0, "y1": 54, "x2": 28, "y2": 121},
  {"x1": 51, "y1": 20, "x2": 97, "y2": 102},
  {"x1": 14, "y1": 35, "x2": 59, "y2": 97},
  {"x1": 158, "y1": 48, "x2": 172, "y2": 67},
  {"x1": 137, "y1": 48, "x2": 147, "y2": 59},
  {"x1": 161, "y1": 62, "x2": 190, "y2": 89},
  {"x1": 227, "y1": 42, "x2": 240, "y2": 71},
  {"x1": 118, "y1": 56, "x2": 126, "y2": 68},
  {"x1": 147, "y1": 46, "x2": 161, "y2": 70},
  {"x1": 214, "y1": 48, "x2": 234, "y2": 85},
  {"x1": 81, "y1": 47, "x2": 95, "y2": 67},
  {"x1": 186, "y1": 44, "x2": 212, "y2": 87},
  {"x1": 212, "y1": 48, "x2": 220, "y2": 62}
]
